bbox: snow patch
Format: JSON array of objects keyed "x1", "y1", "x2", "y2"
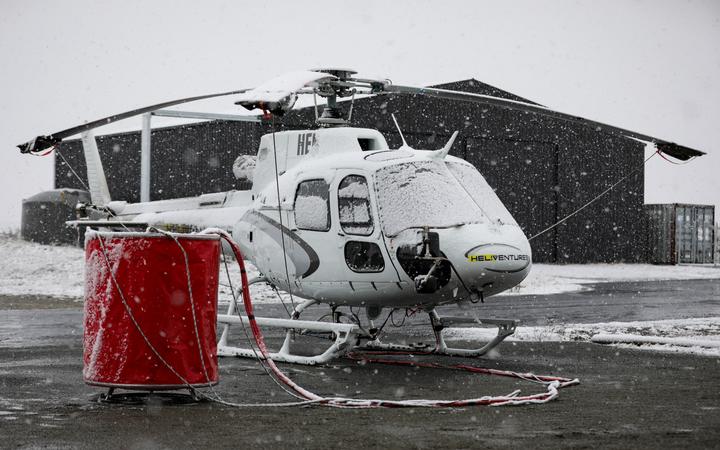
[
  {"x1": 294, "y1": 195, "x2": 330, "y2": 231},
  {"x1": 232, "y1": 155, "x2": 256, "y2": 182},
  {"x1": 0, "y1": 235, "x2": 85, "y2": 298},
  {"x1": 443, "y1": 317, "x2": 720, "y2": 356},
  {"x1": 0, "y1": 234, "x2": 283, "y2": 305},
  {"x1": 500, "y1": 263, "x2": 720, "y2": 296}
]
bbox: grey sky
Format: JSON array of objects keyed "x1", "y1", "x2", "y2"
[{"x1": 1, "y1": 0, "x2": 718, "y2": 229}]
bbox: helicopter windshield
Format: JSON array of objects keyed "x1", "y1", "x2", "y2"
[
  {"x1": 374, "y1": 160, "x2": 486, "y2": 236},
  {"x1": 445, "y1": 161, "x2": 518, "y2": 226}
]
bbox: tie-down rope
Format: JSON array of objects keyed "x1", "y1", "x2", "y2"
[{"x1": 95, "y1": 227, "x2": 578, "y2": 408}]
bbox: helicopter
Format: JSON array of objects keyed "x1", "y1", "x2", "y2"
[{"x1": 17, "y1": 69, "x2": 704, "y2": 365}]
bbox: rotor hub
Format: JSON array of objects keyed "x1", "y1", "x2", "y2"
[{"x1": 312, "y1": 68, "x2": 358, "y2": 99}]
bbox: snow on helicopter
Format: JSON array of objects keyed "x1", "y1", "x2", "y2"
[{"x1": 17, "y1": 69, "x2": 705, "y2": 365}]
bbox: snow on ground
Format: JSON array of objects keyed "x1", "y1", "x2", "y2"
[
  {"x1": 500, "y1": 263, "x2": 720, "y2": 296},
  {"x1": 1, "y1": 234, "x2": 718, "y2": 302},
  {"x1": 444, "y1": 317, "x2": 720, "y2": 357},
  {"x1": 0, "y1": 234, "x2": 85, "y2": 299},
  {"x1": 0, "y1": 234, "x2": 278, "y2": 304},
  {"x1": 1, "y1": 234, "x2": 717, "y2": 355}
]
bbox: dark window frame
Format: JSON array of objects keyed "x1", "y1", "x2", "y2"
[
  {"x1": 344, "y1": 241, "x2": 385, "y2": 273},
  {"x1": 337, "y1": 174, "x2": 374, "y2": 236}
]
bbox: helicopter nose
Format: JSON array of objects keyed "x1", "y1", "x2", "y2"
[
  {"x1": 394, "y1": 226, "x2": 531, "y2": 298},
  {"x1": 464, "y1": 243, "x2": 531, "y2": 273},
  {"x1": 435, "y1": 224, "x2": 532, "y2": 297},
  {"x1": 459, "y1": 241, "x2": 532, "y2": 296}
]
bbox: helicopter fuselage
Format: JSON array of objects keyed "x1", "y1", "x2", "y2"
[{"x1": 109, "y1": 127, "x2": 532, "y2": 309}]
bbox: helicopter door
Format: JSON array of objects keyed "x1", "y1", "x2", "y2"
[
  {"x1": 289, "y1": 174, "x2": 400, "y2": 303},
  {"x1": 334, "y1": 173, "x2": 400, "y2": 293}
]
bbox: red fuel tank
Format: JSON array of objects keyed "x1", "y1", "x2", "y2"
[{"x1": 83, "y1": 231, "x2": 220, "y2": 389}]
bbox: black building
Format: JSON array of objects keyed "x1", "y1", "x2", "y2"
[{"x1": 55, "y1": 79, "x2": 646, "y2": 263}]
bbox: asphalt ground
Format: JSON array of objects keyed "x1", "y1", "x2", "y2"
[{"x1": 0, "y1": 279, "x2": 719, "y2": 449}]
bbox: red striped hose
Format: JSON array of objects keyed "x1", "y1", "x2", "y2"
[{"x1": 206, "y1": 228, "x2": 579, "y2": 408}]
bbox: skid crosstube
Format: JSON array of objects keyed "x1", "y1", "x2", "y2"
[
  {"x1": 360, "y1": 312, "x2": 518, "y2": 357},
  {"x1": 217, "y1": 313, "x2": 361, "y2": 365}
]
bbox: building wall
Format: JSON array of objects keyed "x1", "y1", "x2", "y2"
[
  {"x1": 55, "y1": 79, "x2": 647, "y2": 263},
  {"x1": 56, "y1": 121, "x2": 262, "y2": 203}
]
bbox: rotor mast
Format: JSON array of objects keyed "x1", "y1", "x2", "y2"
[{"x1": 312, "y1": 68, "x2": 357, "y2": 127}]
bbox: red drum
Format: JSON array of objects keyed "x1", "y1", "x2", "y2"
[{"x1": 83, "y1": 231, "x2": 220, "y2": 389}]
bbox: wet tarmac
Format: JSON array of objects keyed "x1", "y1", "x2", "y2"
[{"x1": 0, "y1": 280, "x2": 719, "y2": 449}]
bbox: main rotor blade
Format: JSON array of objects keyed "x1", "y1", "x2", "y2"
[
  {"x1": 383, "y1": 84, "x2": 705, "y2": 161},
  {"x1": 17, "y1": 88, "x2": 252, "y2": 153}
]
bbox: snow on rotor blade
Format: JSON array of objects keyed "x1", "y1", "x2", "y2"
[
  {"x1": 384, "y1": 84, "x2": 705, "y2": 161},
  {"x1": 17, "y1": 88, "x2": 252, "y2": 154},
  {"x1": 234, "y1": 70, "x2": 337, "y2": 114},
  {"x1": 249, "y1": 70, "x2": 337, "y2": 93}
]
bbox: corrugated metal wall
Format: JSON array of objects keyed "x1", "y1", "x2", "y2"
[
  {"x1": 55, "y1": 79, "x2": 647, "y2": 263},
  {"x1": 676, "y1": 204, "x2": 715, "y2": 263},
  {"x1": 646, "y1": 204, "x2": 715, "y2": 264},
  {"x1": 56, "y1": 121, "x2": 262, "y2": 203},
  {"x1": 716, "y1": 224, "x2": 720, "y2": 264},
  {"x1": 646, "y1": 204, "x2": 676, "y2": 264}
]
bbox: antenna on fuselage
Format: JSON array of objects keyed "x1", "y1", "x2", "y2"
[{"x1": 391, "y1": 113, "x2": 409, "y2": 148}]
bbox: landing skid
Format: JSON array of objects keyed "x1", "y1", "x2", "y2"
[
  {"x1": 216, "y1": 314, "x2": 360, "y2": 365},
  {"x1": 359, "y1": 311, "x2": 518, "y2": 357},
  {"x1": 218, "y1": 287, "x2": 517, "y2": 364},
  {"x1": 217, "y1": 289, "x2": 363, "y2": 365}
]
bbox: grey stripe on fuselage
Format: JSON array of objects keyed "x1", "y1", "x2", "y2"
[{"x1": 241, "y1": 210, "x2": 320, "y2": 278}]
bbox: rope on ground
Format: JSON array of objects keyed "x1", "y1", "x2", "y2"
[
  {"x1": 95, "y1": 227, "x2": 580, "y2": 408},
  {"x1": 204, "y1": 227, "x2": 580, "y2": 408}
]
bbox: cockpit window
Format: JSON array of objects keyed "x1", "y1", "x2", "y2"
[
  {"x1": 374, "y1": 160, "x2": 485, "y2": 236},
  {"x1": 338, "y1": 175, "x2": 374, "y2": 236},
  {"x1": 358, "y1": 138, "x2": 383, "y2": 151},
  {"x1": 294, "y1": 179, "x2": 331, "y2": 231},
  {"x1": 445, "y1": 161, "x2": 517, "y2": 226}
]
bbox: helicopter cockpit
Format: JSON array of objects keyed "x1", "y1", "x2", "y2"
[{"x1": 375, "y1": 160, "x2": 486, "y2": 237}]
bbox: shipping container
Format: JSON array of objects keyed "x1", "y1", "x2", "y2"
[
  {"x1": 715, "y1": 224, "x2": 720, "y2": 264},
  {"x1": 646, "y1": 204, "x2": 715, "y2": 264}
]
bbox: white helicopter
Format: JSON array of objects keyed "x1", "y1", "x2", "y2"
[{"x1": 18, "y1": 69, "x2": 704, "y2": 365}]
